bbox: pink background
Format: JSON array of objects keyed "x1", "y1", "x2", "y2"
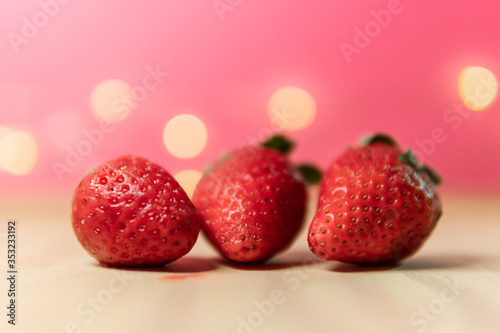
[{"x1": 1, "y1": 0, "x2": 499, "y2": 195}]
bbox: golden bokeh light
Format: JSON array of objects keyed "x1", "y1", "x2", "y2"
[
  {"x1": 163, "y1": 114, "x2": 208, "y2": 159},
  {"x1": 268, "y1": 86, "x2": 317, "y2": 131},
  {"x1": 0, "y1": 126, "x2": 13, "y2": 137},
  {"x1": 174, "y1": 169, "x2": 203, "y2": 198},
  {"x1": 459, "y1": 66, "x2": 497, "y2": 111},
  {"x1": 0, "y1": 126, "x2": 14, "y2": 171},
  {"x1": 90, "y1": 79, "x2": 133, "y2": 122},
  {"x1": 0, "y1": 130, "x2": 38, "y2": 175}
]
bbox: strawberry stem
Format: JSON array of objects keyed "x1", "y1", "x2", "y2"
[
  {"x1": 422, "y1": 165, "x2": 442, "y2": 186},
  {"x1": 398, "y1": 149, "x2": 422, "y2": 170},
  {"x1": 399, "y1": 149, "x2": 442, "y2": 186},
  {"x1": 360, "y1": 133, "x2": 399, "y2": 147},
  {"x1": 298, "y1": 164, "x2": 323, "y2": 185},
  {"x1": 262, "y1": 135, "x2": 295, "y2": 155}
]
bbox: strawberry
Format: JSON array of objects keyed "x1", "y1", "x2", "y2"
[
  {"x1": 192, "y1": 135, "x2": 321, "y2": 263},
  {"x1": 71, "y1": 155, "x2": 201, "y2": 267},
  {"x1": 308, "y1": 134, "x2": 442, "y2": 265}
]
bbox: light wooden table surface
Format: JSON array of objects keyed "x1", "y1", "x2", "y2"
[{"x1": 1, "y1": 191, "x2": 500, "y2": 333}]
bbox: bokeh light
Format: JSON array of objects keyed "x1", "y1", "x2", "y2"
[
  {"x1": 174, "y1": 169, "x2": 203, "y2": 198},
  {"x1": 268, "y1": 86, "x2": 316, "y2": 131},
  {"x1": 459, "y1": 67, "x2": 497, "y2": 111},
  {"x1": 163, "y1": 114, "x2": 208, "y2": 159},
  {"x1": 0, "y1": 126, "x2": 14, "y2": 171},
  {"x1": 90, "y1": 79, "x2": 133, "y2": 122},
  {"x1": 0, "y1": 126, "x2": 13, "y2": 139},
  {"x1": 0, "y1": 130, "x2": 38, "y2": 175}
]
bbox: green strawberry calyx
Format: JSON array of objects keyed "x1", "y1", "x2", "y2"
[
  {"x1": 262, "y1": 135, "x2": 295, "y2": 155},
  {"x1": 360, "y1": 133, "x2": 441, "y2": 186},
  {"x1": 297, "y1": 164, "x2": 323, "y2": 185},
  {"x1": 360, "y1": 133, "x2": 399, "y2": 147},
  {"x1": 398, "y1": 149, "x2": 442, "y2": 186},
  {"x1": 262, "y1": 135, "x2": 322, "y2": 186}
]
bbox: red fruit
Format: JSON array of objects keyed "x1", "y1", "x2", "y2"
[
  {"x1": 308, "y1": 134, "x2": 442, "y2": 265},
  {"x1": 193, "y1": 136, "x2": 319, "y2": 263},
  {"x1": 71, "y1": 155, "x2": 201, "y2": 267}
]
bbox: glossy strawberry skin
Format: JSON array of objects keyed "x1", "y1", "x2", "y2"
[
  {"x1": 308, "y1": 142, "x2": 442, "y2": 265},
  {"x1": 193, "y1": 146, "x2": 307, "y2": 263},
  {"x1": 71, "y1": 155, "x2": 201, "y2": 267}
]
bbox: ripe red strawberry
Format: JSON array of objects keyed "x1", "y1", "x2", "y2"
[
  {"x1": 193, "y1": 135, "x2": 321, "y2": 263},
  {"x1": 308, "y1": 134, "x2": 442, "y2": 265},
  {"x1": 71, "y1": 155, "x2": 201, "y2": 267}
]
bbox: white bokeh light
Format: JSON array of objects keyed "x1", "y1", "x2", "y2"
[
  {"x1": 174, "y1": 169, "x2": 203, "y2": 198},
  {"x1": 268, "y1": 86, "x2": 317, "y2": 131},
  {"x1": 163, "y1": 114, "x2": 208, "y2": 159},
  {"x1": 90, "y1": 79, "x2": 133, "y2": 122},
  {"x1": 459, "y1": 67, "x2": 497, "y2": 111},
  {"x1": 0, "y1": 130, "x2": 38, "y2": 175}
]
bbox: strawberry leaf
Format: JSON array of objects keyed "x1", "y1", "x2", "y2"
[
  {"x1": 360, "y1": 133, "x2": 399, "y2": 147},
  {"x1": 422, "y1": 165, "x2": 442, "y2": 186},
  {"x1": 262, "y1": 135, "x2": 295, "y2": 155},
  {"x1": 399, "y1": 149, "x2": 442, "y2": 186},
  {"x1": 298, "y1": 164, "x2": 323, "y2": 185},
  {"x1": 398, "y1": 149, "x2": 422, "y2": 170}
]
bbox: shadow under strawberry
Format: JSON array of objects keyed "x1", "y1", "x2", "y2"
[
  {"x1": 215, "y1": 251, "x2": 321, "y2": 271},
  {"x1": 96, "y1": 256, "x2": 219, "y2": 273},
  {"x1": 331, "y1": 254, "x2": 476, "y2": 272},
  {"x1": 330, "y1": 262, "x2": 401, "y2": 273},
  {"x1": 393, "y1": 254, "x2": 480, "y2": 271}
]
